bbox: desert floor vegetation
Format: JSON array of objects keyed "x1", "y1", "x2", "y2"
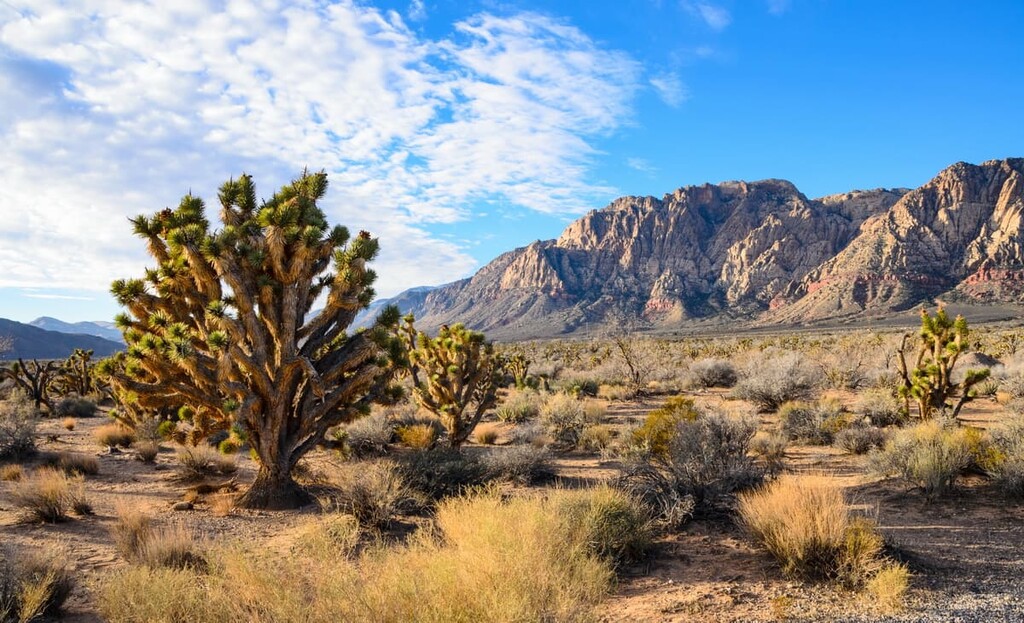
[{"x1": 6, "y1": 326, "x2": 1024, "y2": 620}]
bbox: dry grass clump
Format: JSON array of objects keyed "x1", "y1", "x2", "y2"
[
  {"x1": 580, "y1": 423, "x2": 615, "y2": 452},
  {"x1": 343, "y1": 413, "x2": 393, "y2": 456},
  {"x1": 738, "y1": 475, "x2": 900, "y2": 596},
  {"x1": 495, "y1": 389, "x2": 541, "y2": 423},
  {"x1": 94, "y1": 423, "x2": 136, "y2": 449},
  {"x1": 596, "y1": 384, "x2": 631, "y2": 401},
  {"x1": 111, "y1": 505, "x2": 206, "y2": 570},
  {"x1": 750, "y1": 431, "x2": 788, "y2": 475},
  {"x1": 54, "y1": 396, "x2": 97, "y2": 418},
  {"x1": 42, "y1": 451, "x2": 100, "y2": 476},
  {"x1": 291, "y1": 513, "x2": 360, "y2": 559},
  {"x1": 834, "y1": 426, "x2": 888, "y2": 455},
  {"x1": 480, "y1": 445, "x2": 551, "y2": 484},
  {"x1": 394, "y1": 423, "x2": 438, "y2": 449},
  {"x1": 9, "y1": 467, "x2": 91, "y2": 522},
  {"x1": 61, "y1": 417, "x2": 76, "y2": 431},
  {"x1": 174, "y1": 445, "x2": 237, "y2": 482},
  {"x1": 869, "y1": 419, "x2": 978, "y2": 497},
  {"x1": 0, "y1": 544, "x2": 74, "y2": 622},
  {"x1": 733, "y1": 351, "x2": 817, "y2": 411},
  {"x1": 778, "y1": 399, "x2": 851, "y2": 445},
  {"x1": 866, "y1": 562, "x2": 911, "y2": 612},
  {"x1": 0, "y1": 464, "x2": 23, "y2": 482},
  {"x1": 472, "y1": 422, "x2": 500, "y2": 445},
  {"x1": 685, "y1": 358, "x2": 738, "y2": 389},
  {"x1": 0, "y1": 392, "x2": 37, "y2": 460},
  {"x1": 134, "y1": 440, "x2": 160, "y2": 463},
  {"x1": 330, "y1": 461, "x2": 418, "y2": 529},
  {"x1": 100, "y1": 487, "x2": 621, "y2": 623}
]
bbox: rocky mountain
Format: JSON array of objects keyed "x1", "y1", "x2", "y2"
[
  {"x1": 375, "y1": 158, "x2": 1024, "y2": 339},
  {"x1": 29, "y1": 316, "x2": 125, "y2": 343},
  {"x1": 0, "y1": 318, "x2": 124, "y2": 360}
]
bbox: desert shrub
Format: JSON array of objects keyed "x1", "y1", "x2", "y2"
[
  {"x1": 738, "y1": 476, "x2": 885, "y2": 585},
  {"x1": 539, "y1": 393, "x2": 588, "y2": 447},
  {"x1": 617, "y1": 411, "x2": 762, "y2": 523},
  {"x1": 856, "y1": 388, "x2": 907, "y2": 427},
  {"x1": 156, "y1": 420, "x2": 176, "y2": 440},
  {"x1": 291, "y1": 513, "x2": 360, "y2": 559},
  {"x1": 94, "y1": 423, "x2": 136, "y2": 449},
  {"x1": 507, "y1": 421, "x2": 551, "y2": 447},
  {"x1": 61, "y1": 417, "x2": 76, "y2": 431},
  {"x1": 630, "y1": 396, "x2": 699, "y2": 457},
  {"x1": 472, "y1": 422, "x2": 500, "y2": 445},
  {"x1": 343, "y1": 413, "x2": 393, "y2": 457},
  {"x1": 480, "y1": 445, "x2": 551, "y2": 484},
  {"x1": 134, "y1": 441, "x2": 160, "y2": 463},
  {"x1": 835, "y1": 426, "x2": 888, "y2": 455},
  {"x1": 1002, "y1": 373, "x2": 1024, "y2": 400},
  {"x1": 733, "y1": 351, "x2": 817, "y2": 411},
  {"x1": 596, "y1": 384, "x2": 631, "y2": 401},
  {"x1": 686, "y1": 358, "x2": 738, "y2": 389},
  {"x1": 217, "y1": 437, "x2": 240, "y2": 454},
  {"x1": 112, "y1": 505, "x2": 206, "y2": 570},
  {"x1": 869, "y1": 419, "x2": 978, "y2": 497},
  {"x1": 174, "y1": 445, "x2": 237, "y2": 482},
  {"x1": 53, "y1": 396, "x2": 97, "y2": 418},
  {"x1": 395, "y1": 423, "x2": 438, "y2": 450},
  {"x1": 579, "y1": 424, "x2": 615, "y2": 452},
  {"x1": 494, "y1": 389, "x2": 541, "y2": 423},
  {"x1": 975, "y1": 378, "x2": 1000, "y2": 398},
  {"x1": 0, "y1": 545, "x2": 74, "y2": 622},
  {"x1": 552, "y1": 486, "x2": 652, "y2": 568},
  {"x1": 986, "y1": 415, "x2": 1024, "y2": 497},
  {"x1": 0, "y1": 464, "x2": 22, "y2": 482},
  {"x1": 0, "y1": 392, "x2": 37, "y2": 460},
  {"x1": 98, "y1": 565, "x2": 210, "y2": 622},
  {"x1": 42, "y1": 451, "x2": 100, "y2": 476},
  {"x1": 750, "y1": 432, "x2": 788, "y2": 475},
  {"x1": 779, "y1": 399, "x2": 852, "y2": 445},
  {"x1": 332, "y1": 462, "x2": 417, "y2": 529},
  {"x1": 867, "y1": 562, "x2": 911, "y2": 613},
  {"x1": 9, "y1": 467, "x2": 90, "y2": 522},
  {"x1": 396, "y1": 448, "x2": 487, "y2": 500}
]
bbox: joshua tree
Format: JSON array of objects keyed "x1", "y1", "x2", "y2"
[
  {"x1": 99, "y1": 171, "x2": 400, "y2": 509},
  {"x1": 502, "y1": 349, "x2": 531, "y2": 389},
  {"x1": 896, "y1": 308, "x2": 990, "y2": 420},
  {"x1": 0, "y1": 359, "x2": 61, "y2": 411},
  {"x1": 51, "y1": 349, "x2": 95, "y2": 397},
  {"x1": 399, "y1": 317, "x2": 500, "y2": 448}
]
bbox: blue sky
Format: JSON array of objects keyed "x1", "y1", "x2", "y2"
[{"x1": 0, "y1": 0, "x2": 1022, "y2": 324}]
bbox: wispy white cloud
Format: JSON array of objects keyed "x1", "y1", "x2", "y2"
[
  {"x1": 21, "y1": 292, "x2": 95, "y2": 301},
  {"x1": 649, "y1": 72, "x2": 689, "y2": 106},
  {"x1": 766, "y1": 0, "x2": 791, "y2": 15},
  {"x1": 626, "y1": 157, "x2": 658, "y2": 175},
  {"x1": 408, "y1": 0, "x2": 427, "y2": 21},
  {"x1": 683, "y1": 2, "x2": 732, "y2": 31},
  {"x1": 0, "y1": 2, "x2": 641, "y2": 298}
]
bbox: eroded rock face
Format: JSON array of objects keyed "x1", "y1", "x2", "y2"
[{"x1": 397, "y1": 158, "x2": 1024, "y2": 338}]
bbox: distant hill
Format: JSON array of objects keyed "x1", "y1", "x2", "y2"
[
  {"x1": 0, "y1": 318, "x2": 123, "y2": 360},
  {"x1": 29, "y1": 316, "x2": 124, "y2": 343},
  {"x1": 352, "y1": 286, "x2": 438, "y2": 329}
]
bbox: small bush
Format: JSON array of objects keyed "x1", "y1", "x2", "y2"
[
  {"x1": 0, "y1": 464, "x2": 23, "y2": 481},
  {"x1": 156, "y1": 421, "x2": 176, "y2": 440},
  {"x1": 835, "y1": 426, "x2": 888, "y2": 455},
  {"x1": 508, "y1": 421, "x2": 551, "y2": 447},
  {"x1": 986, "y1": 415, "x2": 1024, "y2": 497},
  {"x1": 395, "y1": 423, "x2": 438, "y2": 450},
  {"x1": 54, "y1": 396, "x2": 97, "y2": 418},
  {"x1": 332, "y1": 462, "x2": 416, "y2": 529},
  {"x1": 174, "y1": 445, "x2": 237, "y2": 482},
  {"x1": 217, "y1": 438, "x2": 240, "y2": 455},
  {"x1": 134, "y1": 441, "x2": 160, "y2": 463},
  {"x1": 9, "y1": 467, "x2": 90, "y2": 522},
  {"x1": 867, "y1": 562, "x2": 911, "y2": 612},
  {"x1": 579, "y1": 424, "x2": 615, "y2": 452},
  {"x1": 62, "y1": 417, "x2": 76, "y2": 431},
  {"x1": 480, "y1": 445, "x2": 551, "y2": 484},
  {"x1": 396, "y1": 448, "x2": 487, "y2": 500},
  {"x1": 856, "y1": 389, "x2": 907, "y2": 427},
  {"x1": 291, "y1": 513, "x2": 360, "y2": 559},
  {"x1": 738, "y1": 476, "x2": 883, "y2": 584},
  {"x1": 344, "y1": 413, "x2": 393, "y2": 457},
  {"x1": 596, "y1": 384, "x2": 631, "y2": 401},
  {"x1": 869, "y1": 419, "x2": 976, "y2": 497},
  {"x1": 0, "y1": 392, "x2": 37, "y2": 460},
  {"x1": 472, "y1": 423, "x2": 500, "y2": 445},
  {"x1": 539, "y1": 393, "x2": 588, "y2": 447},
  {"x1": 631, "y1": 396, "x2": 699, "y2": 457},
  {"x1": 43, "y1": 451, "x2": 100, "y2": 476},
  {"x1": 94, "y1": 423, "x2": 136, "y2": 449},
  {"x1": 779, "y1": 399, "x2": 851, "y2": 445},
  {"x1": 750, "y1": 432, "x2": 788, "y2": 475},
  {"x1": 733, "y1": 351, "x2": 817, "y2": 411},
  {"x1": 552, "y1": 486, "x2": 652, "y2": 568},
  {"x1": 112, "y1": 505, "x2": 206, "y2": 570},
  {"x1": 686, "y1": 358, "x2": 738, "y2": 388},
  {"x1": 495, "y1": 390, "x2": 541, "y2": 423},
  {"x1": 0, "y1": 545, "x2": 74, "y2": 621}
]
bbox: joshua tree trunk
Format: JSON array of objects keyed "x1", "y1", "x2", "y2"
[{"x1": 238, "y1": 457, "x2": 310, "y2": 510}]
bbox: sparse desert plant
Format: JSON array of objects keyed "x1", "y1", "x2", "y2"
[
  {"x1": 53, "y1": 396, "x2": 97, "y2": 418},
  {"x1": 0, "y1": 544, "x2": 74, "y2": 622},
  {"x1": 866, "y1": 562, "x2": 911, "y2": 612},
  {"x1": 291, "y1": 513, "x2": 360, "y2": 559},
  {"x1": 344, "y1": 413, "x2": 394, "y2": 457},
  {"x1": 396, "y1": 448, "x2": 488, "y2": 500},
  {"x1": 539, "y1": 392, "x2": 588, "y2": 447},
  {"x1": 985, "y1": 415, "x2": 1024, "y2": 497},
  {"x1": 750, "y1": 431, "x2": 788, "y2": 475},
  {"x1": 733, "y1": 351, "x2": 817, "y2": 411},
  {"x1": 0, "y1": 391, "x2": 37, "y2": 460},
  {"x1": 480, "y1": 445, "x2": 551, "y2": 484},
  {"x1": 631, "y1": 396, "x2": 699, "y2": 457},
  {"x1": 94, "y1": 423, "x2": 136, "y2": 449},
  {"x1": 508, "y1": 421, "x2": 550, "y2": 447},
  {"x1": 835, "y1": 426, "x2": 888, "y2": 455},
  {"x1": 43, "y1": 451, "x2": 100, "y2": 476},
  {"x1": 0, "y1": 464, "x2": 22, "y2": 481},
  {"x1": 580, "y1": 424, "x2": 615, "y2": 452},
  {"x1": 738, "y1": 476, "x2": 885, "y2": 585},
  {"x1": 174, "y1": 445, "x2": 237, "y2": 482},
  {"x1": 332, "y1": 461, "x2": 416, "y2": 529},
  {"x1": 473, "y1": 422, "x2": 500, "y2": 445},
  {"x1": 111, "y1": 504, "x2": 206, "y2": 570},
  {"x1": 399, "y1": 318, "x2": 501, "y2": 449},
  {"x1": 869, "y1": 419, "x2": 977, "y2": 497},
  {"x1": 553, "y1": 486, "x2": 652, "y2": 568},
  {"x1": 9, "y1": 467, "x2": 90, "y2": 522},
  {"x1": 779, "y1": 399, "x2": 852, "y2": 445},
  {"x1": 618, "y1": 411, "x2": 762, "y2": 522},
  {"x1": 596, "y1": 383, "x2": 631, "y2": 401},
  {"x1": 134, "y1": 440, "x2": 160, "y2": 463},
  {"x1": 392, "y1": 423, "x2": 436, "y2": 449},
  {"x1": 856, "y1": 388, "x2": 907, "y2": 427},
  {"x1": 686, "y1": 358, "x2": 738, "y2": 389},
  {"x1": 61, "y1": 417, "x2": 76, "y2": 431},
  {"x1": 494, "y1": 389, "x2": 541, "y2": 423}
]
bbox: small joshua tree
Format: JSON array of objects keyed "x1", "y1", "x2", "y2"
[
  {"x1": 896, "y1": 308, "x2": 990, "y2": 420},
  {"x1": 502, "y1": 350, "x2": 531, "y2": 389},
  {"x1": 399, "y1": 317, "x2": 500, "y2": 448},
  {"x1": 52, "y1": 349, "x2": 95, "y2": 397},
  {"x1": 0, "y1": 359, "x2": 61, "y2": 412},
  {"x1": 99, "y1": 171, "x2": 401, "y2": 509}
]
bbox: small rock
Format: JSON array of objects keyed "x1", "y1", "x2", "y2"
[{"x1": 172, "y1": 501, "x2": 193, "y2": 511}]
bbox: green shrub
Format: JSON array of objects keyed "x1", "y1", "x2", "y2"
[
  {"x1": 395, "y1": 423, "x2": 438, "y2": 450},
  {"x1": 779, "y1": 399, "x2": 852, "y2": 445},
  {"x1": 869, "y1": 419, "x2": 978, "y2": 497},
  {"x1": 53, "y1": 396, "x2": 97, "y2": 418},
  {"x1": 396, "y1": 449, "x2": 488, "y2": 500},
  {"x1": 495, "y1": 389, "x2": 541, "y2": 423},
  {"x1": 631, "y1": 396, "x2": 699, "y2": 457},
  {"x1": 856, "y1": 389, "x2": 907, "y2": 427},
  {"x1": 834, "y1": 426, "x2": 888, "y2": 455},
  {"x1": 553, "y1": 486, "x2": 652, "y2": 568}
]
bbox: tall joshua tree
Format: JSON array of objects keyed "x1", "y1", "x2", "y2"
[{"x1": 100, "y1": 171, "x2": 400, "y2": 509}]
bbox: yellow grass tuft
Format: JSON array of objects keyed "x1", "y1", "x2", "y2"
[
  {"x1": 9, "y1": 467, "x2": 91, "y2": 522},
  {"x1": 866, "y1": 562, "x2": 911, "y2": 612},
  {"x1": 94, "y1": 423, "x2": 136, "y2": 449},
  {"x1": 62, "y1": 417, "x2": 76, "y2": 431}
]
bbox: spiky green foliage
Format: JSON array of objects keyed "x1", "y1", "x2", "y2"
[
  {"x1": 502, "y1": 350, "x2": 531, "y2": 389},
  {"x1": 0, "y1": 359, "x2": 61, "y2": 412},
  {"x1": 99, "y1": 171, "x2": 401, "y2": 509},
  {"x1": 51, "y1": 349, "x2": 95, "y2": 397},
  {"x1": 896, "y1": 308, "x2": 990, "y2": 420},
  {"x1": 399, "y1": 317, "x2": 500, "y2": 448}
]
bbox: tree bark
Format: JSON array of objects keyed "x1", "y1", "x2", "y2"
[{"x1": 236, "y1": 459, "x2": 312, "y2": 510}]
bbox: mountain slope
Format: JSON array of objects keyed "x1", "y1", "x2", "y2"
[
  {"x1": 0, "y1": 318, "x2": 124, "y2": 360},
  {"x1": 29, "y1": 316, "x2": 125, "y2": 343}
]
